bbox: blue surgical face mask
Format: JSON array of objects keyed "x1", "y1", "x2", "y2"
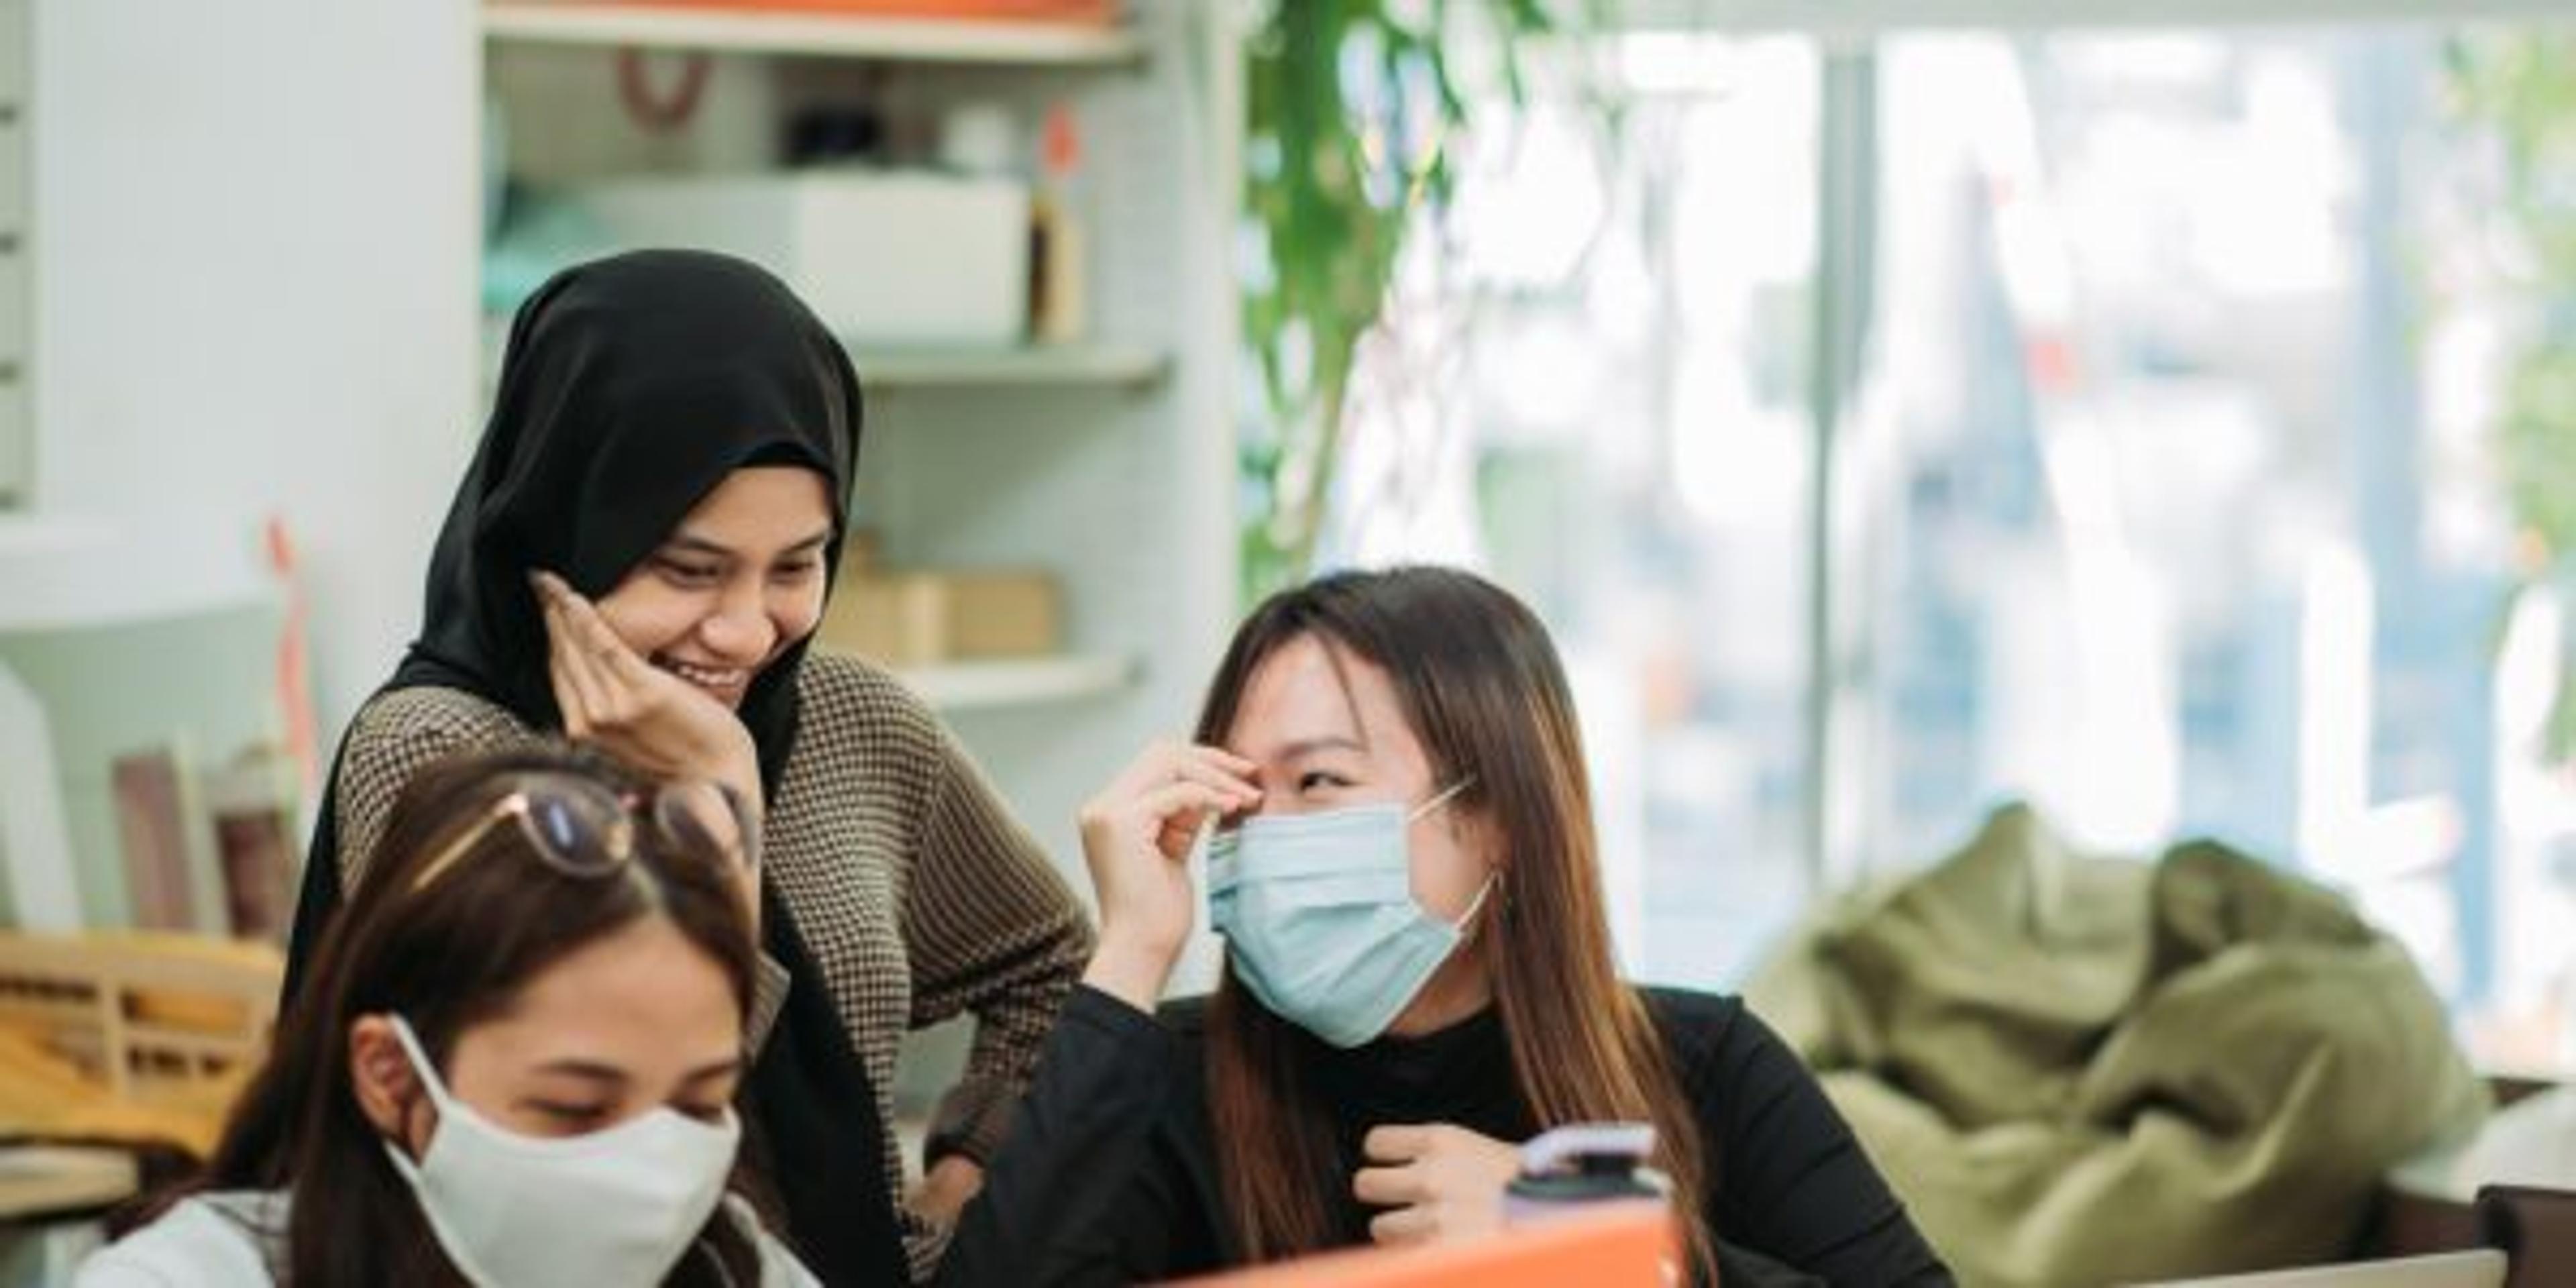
[{"x1": 1207, "y1": 780, "x2": 1491, "y2": 1048}]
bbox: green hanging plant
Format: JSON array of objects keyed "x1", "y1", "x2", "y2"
[
  {"x1": 2442, "y1": 32, "x2": 2576, "y2": 757},
  {"x1": 1238, "y1": 0, "x2": 1582, "y2": 600}
]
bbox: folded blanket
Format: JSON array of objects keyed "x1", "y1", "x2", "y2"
[{"x1": 1747, "y1": 805, "x2": 2489, "y2": 1286}]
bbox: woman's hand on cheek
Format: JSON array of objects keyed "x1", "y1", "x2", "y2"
[
  {"x1": 1075, "y1": 741, "x2": 1260, "y2": 1012},
  {"x1": 1352, "y1": 1124, "x2": 1521, "y2": 1248},
  {"x1": 531, "y1": 570, "x2": 765, "y2": 822}
]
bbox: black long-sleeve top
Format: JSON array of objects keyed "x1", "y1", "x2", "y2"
[{"x1": 940, "y1": 984, "x2": 1951, "y2": 1287}]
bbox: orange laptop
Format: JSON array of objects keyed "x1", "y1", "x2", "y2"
[{"x1": 1171, "y1": 1203, "x2": 1672, "y2": 1288}]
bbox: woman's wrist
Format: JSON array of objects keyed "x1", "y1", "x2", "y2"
[{"x1": 1081, "y1": 934, "x2": 1179, "y2": 1014}]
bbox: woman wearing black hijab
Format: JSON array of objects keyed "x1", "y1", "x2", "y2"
[{"x1": 282, "y1": 250, "x2": 1092, "y2": 1285}]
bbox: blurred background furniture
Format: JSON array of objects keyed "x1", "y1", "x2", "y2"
[
  {"x1": 0, "y1": 932, "x2": 278, "y2": 1287},
  {"x1": 1748, "y1": 806, "x2": 2489, "y2": 1286}
]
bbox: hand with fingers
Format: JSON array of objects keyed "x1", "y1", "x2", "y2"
[
  {"x1": 1352, "y1": 1124, "x2": 1523, "y2": 1248},
  {"x1": 529, "y1": 570, "x2": 765, "y2": 805},
  {"x1": 1075, "y1": 740, "x2": 1262, "y2": 1012},
  {"x1": 905, "y1": 1155, "x2": 987, "y2": 1230},
  {"x1": 529, "y1": 570, "x2": 766, "y2": 914}
]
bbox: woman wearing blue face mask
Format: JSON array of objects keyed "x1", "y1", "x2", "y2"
[
  {"x1": 78, "y1": 747, "x2": 818, "y2": 1287},
  {"x1": 954, "y1": 566, "x2": 1951, "y2": 1286}
]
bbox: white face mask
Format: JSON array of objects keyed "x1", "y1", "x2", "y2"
[{"x1": 383, "y1": 1014, "x2": 741, "y2": 1288}]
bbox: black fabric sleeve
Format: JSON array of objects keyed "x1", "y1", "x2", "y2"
[
  {"x1": 1666, "y1": 994, "x2": 1953, "y2": 1287},
  {"x1": 931, "y1": 985, "x2": 1184, "y2": 1287},
  {"x1": 1712, "y1": 1240, "x2": 1828, "y2": 1287}
]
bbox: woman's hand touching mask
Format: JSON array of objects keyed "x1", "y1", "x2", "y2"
[{"x1": 1075, "y1": 741, "x2": 1262, "y2": 1012}]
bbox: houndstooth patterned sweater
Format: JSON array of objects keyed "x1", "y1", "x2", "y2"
[{"x1": 332, "y1": 651, "x2": 1093, "y2": 1281}]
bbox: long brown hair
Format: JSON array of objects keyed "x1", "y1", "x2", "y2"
[
  {"x1": 1197, "y1": 566, "x2": 1716, "y2": 1281},
  {"x1": 131, "y1": 747, "x2": 766, "y2": 1286}
]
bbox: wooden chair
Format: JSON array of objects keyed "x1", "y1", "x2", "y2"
[{"x1": 0, "y1": 932, "x2": 279, "y2": 1106}]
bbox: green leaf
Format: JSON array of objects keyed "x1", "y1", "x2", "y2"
[{"x1": 1239, "y1": 0, "x2": 1591, "y2": 602}]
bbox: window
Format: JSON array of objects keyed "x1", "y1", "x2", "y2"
[{"x1": 1285, "y1": 13, "x2": 2576, "y2": 1070}]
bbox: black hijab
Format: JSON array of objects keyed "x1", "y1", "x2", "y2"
[
  {"x1": 283, "y1": 250, "x2": 908, "y2": 1283},
  {"x1": 398, "y1": 247, "x2": 855, "y2": 771}
]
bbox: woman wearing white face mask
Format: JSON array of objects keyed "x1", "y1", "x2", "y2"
[
  {"x1": 78, "y1": 747, "x2": 818, "y2": 1288},
  {"x1": 963, "y1": 566, "x2": 1952, "y2": 1285}
]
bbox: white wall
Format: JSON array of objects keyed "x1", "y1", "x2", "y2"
[{"x1": 13, "y1": 0, "x2": 480, "y2": 735}]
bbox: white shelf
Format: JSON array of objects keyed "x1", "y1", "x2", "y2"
[
  {"x1": 886, "y1": 654, "x2": 1136, "y2": 710},
  {"x1": 485, "y1": 315, "x2": 1169, "y2": 393},
  {"x1": 854, "y1": 343, "x2": 1169, "y2": 390},
  {"x1": 482, "y1": 2, "x2": 1146, "y2": 66},
  {"x1": 0, "y1": 515, "x2": 276, "y2": 634}
]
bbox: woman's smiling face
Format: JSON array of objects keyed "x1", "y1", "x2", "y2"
[{"x1": 592, "y1": 466, "x2": 835, "y2": 708}]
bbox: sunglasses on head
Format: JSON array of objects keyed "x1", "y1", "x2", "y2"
[{"x1": 409, "y1": 770, "x2": 759, "y2": 896}]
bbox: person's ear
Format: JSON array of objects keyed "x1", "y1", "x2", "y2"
[{"x1": 347, "y1": 1015, "x2": 426, "y2": 1144}]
